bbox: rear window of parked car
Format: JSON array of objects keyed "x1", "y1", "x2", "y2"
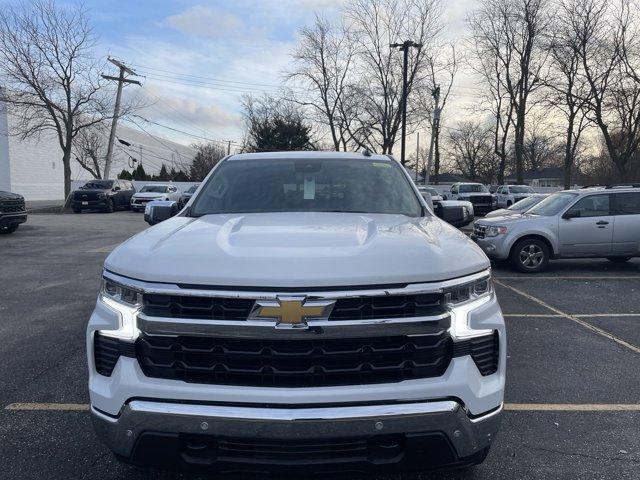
[{"x1": 614, "y1": 193, "x2": 640, "y2": 215}]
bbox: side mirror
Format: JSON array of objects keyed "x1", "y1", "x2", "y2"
[
  {"x1": 113, "y1": 186, "x2": 121, "y2": 191},
  {"x1": 144, "y1": 200, "x2": 178, "y2": 225},
  {"x1": 563, "y1": 210, "x2": 580, "y2": 220}
]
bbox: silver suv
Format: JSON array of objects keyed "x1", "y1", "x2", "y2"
[{"x1": 472, "y1": 186, "x2": 640, "y2": 272}]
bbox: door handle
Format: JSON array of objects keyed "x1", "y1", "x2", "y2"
[{"x1": 596, "y1": 220, "x2": 609, "y2": 226}]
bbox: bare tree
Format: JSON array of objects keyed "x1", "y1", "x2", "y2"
[
  {"x1": 546, "y1": 2, "x2": 593, "y2": 188},
  {"x1": 447, "y1": 120, "x2": 496, "y2": 183},
  {"x1": 567, "y1": 0, "x2": 640, "y2": 181},
  {"x1": 0, "y1": 0, "x2": 109, "y2": 198},
  {"x1": 73, "y1": 125, "x2": 107, "y2": 179},
  {"x1": 468, "y1": 0, "x2": 550, "y2": 183},
  {"x1": 522, "y1": 119, "x2": 564, "y2": 171},
  {"x1": 345, "y1": 0, "x2": 444, "y2": 155},
  {"x1": 288, "y1": 15, "x2": 361, "y2": 151}
]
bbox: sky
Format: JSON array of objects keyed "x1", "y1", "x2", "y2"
[{"x1": 82, "y1": 0, "x2": 481, "y2": 152}]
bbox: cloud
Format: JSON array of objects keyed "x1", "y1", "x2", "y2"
[{"x1": 166, "y1": 6, "x2": 243, "y2": 38}]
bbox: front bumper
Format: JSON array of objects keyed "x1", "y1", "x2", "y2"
[
  {"x1": 0, "y1": 212, "x2": 27, "y2": 227},
  {"x1": 92, "y1": 399, "x2": 501, "y2": 472},
  {"x1": 72, "y1": 199, "x2": 108, "y2": 210},
  {"x1": 472, "y1": 235, "x2": 511, "y2": 259}
]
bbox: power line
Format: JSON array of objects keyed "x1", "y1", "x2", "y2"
[{"x1": 129, "y1": 114, "x2": 240, "y2": 147}]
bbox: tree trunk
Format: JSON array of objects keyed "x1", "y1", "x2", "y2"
[
  {"x1": 434, "y1": 126, "x2": 441, "y2": 184},
  {"x1": 563, "y1": 115, "x2": 575, "y2": 190},
  {"x1": 514, "y1": 107, "x2": 525, "y2": 184},
  {"x1": 62, "y1": 146, "x2": 72, "y2": 200}
]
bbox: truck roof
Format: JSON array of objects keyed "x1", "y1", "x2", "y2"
[{"x1": 227, "y1": 151, "x2": 393, "y2": 162}]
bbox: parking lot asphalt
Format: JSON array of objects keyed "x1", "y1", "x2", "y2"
[{"x1": 1, "y1": 212, "x2": 639, "y2": 480}]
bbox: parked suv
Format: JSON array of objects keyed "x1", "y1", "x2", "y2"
[
  {"x1": 494, "y1": 184, "x2": 537, "y2": 208},
  {"x1": 473, "y1": 186, "x2": 640, "y2": 272},
  {"x1": 0, "y1": 191, "x2": 27, "y2": 234},
  {"x1": 87, "y1": 152, "x2": 505, "y2": 474},
  {"x1": 177, "y1": 183, "x2": 199, "y2": 209},
  {"x1": 445, "y1": 183, "x2": 495, "y2": 215},
  {"x1": 130, "y1": 184, "x2": 181, "y2": 212},
  {"x1": 72, "y1": 180, "x2": 135, "y2": 213}
]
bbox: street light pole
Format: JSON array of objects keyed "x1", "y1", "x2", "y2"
[{"x1": 391, "y1": 40, "x2": 421, "y2": 165}]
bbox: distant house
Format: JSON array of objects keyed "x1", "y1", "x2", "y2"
[{"x1": 505, "y1": 167, "x2": 567, "y2": 188}]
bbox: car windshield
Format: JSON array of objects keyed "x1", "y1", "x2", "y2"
[
  {"x1": 191, "y1": 158, "x2": 423, "y2": 217},
  {"x1": 80, "y1": 180, "x2": 113, "y2": 190},
  {"x1": 510, "y1": 185, "x2": 535, "y2": 194},
  {"x1": 140, "y1": 185, "x2": 169, "y2": 193},
  {"x1": 459, "y1": 184, "x2": 488, "y2": 193},
  {"x1": 527, "y1": 192, "x2": 577, "y2": 216},
  {"x1": 187, "y1": 185, "x2": 199, "y2": 193},
  {"x1": 508, "y1": 196, "x2": 544, "y2": 211}
]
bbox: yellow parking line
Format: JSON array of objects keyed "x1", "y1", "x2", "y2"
[
  {"x1": 5, "y1": 402, "x2": 640, "y2": 413},
  {"x1": 495, "y1": 280, "x2": 640, "y2": 354}
]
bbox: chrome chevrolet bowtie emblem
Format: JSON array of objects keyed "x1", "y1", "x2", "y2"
[{"x1": 249, "y1": 296, "x2": 335, "y2": 328}]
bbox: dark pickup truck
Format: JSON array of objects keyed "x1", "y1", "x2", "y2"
[
  {"x1": 0, "y1": 191, "x2": 27, "y2": 234},
  {"x1": 71, "y1": 179, "x2": 135, "y2": 213}
]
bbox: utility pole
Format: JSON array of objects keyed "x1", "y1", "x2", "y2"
[
  {"x1": 424, "y1": 86, "x2": 441, "y2": 185},
  {"x1": 415, "y1": 132, "x2": 420, "y2": 183},
  {"x1": 391, "y1": 40, "x2": 421, "y2": 165},
  {"x1": 227, "y1": 140, "x2": 231, "y2": 156},
  {"x1": 102, "y1": 58, "x2": 141, "y2": 179}
]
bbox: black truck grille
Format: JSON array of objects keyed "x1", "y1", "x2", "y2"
[
  {"x1": 93, "y1": 333, "x2": 136, "y2": 376},
  {"x1": 453, "y1": 332, "x2": 499, "y2": 376},
  {"x1": 469, "y1": 195, "x2": 492, "y2": 205},
  {"x1": 142, "y1": 293, "x2": 445, "y2": 322},
  {"x1": 135, "y1": 332, "x2": 453, "y2": 387},
  {"x1": 0, "y1": 199, "x2": 25, "y2": 213},
  {"x1": 74, "y1": 191, "x2": 100, "y2": 200}
]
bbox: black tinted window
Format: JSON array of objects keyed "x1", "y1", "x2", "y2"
[
  {"x1": 614, "y1": 193, "x2": 640, "y2": 215},
  {"x1": 567, "y1": 195, "x2": 610, "y2": 217},
  {"x1": 191, "y1": 158, "x2": 422, "y2": 217}
]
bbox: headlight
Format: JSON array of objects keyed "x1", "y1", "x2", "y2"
[
  {"x1": 443, "y1": 275, "x2": 492, "y2": 306},
  {"x1": 98, "y1": 278, "x2": 142, "y2": 340},
  {"x1": 486, "y1": 226, "x2": 507, "y2": 237},
  {"x1": 443, "y1": 274, "x2": 494, "y2": 339}
]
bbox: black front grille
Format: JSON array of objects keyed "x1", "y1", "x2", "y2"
[
  {"x1": 142, "y1": 293, "x2": 445, "y2": 322},
  {"x1": 74, "y1": 191, "x2": 101, "y2": 201},
  {"x1": 0, "y1": 199, "x2": 25, "y2": 213},
  {"x1": 473, "y1": 225, "x2": 487, "y2": 239},
  {"x1": 135, "y1": 331, "x2": 453, "y2": 387},
  {"x1": 469, "y1": 196, "x2": 492, "y2": 205},
  {"x1": 144, "y1": 294, "x2": 255, "y2": 321},
  {"x1": 453, "y1": 332, "x2": 499, "y2": 376}
]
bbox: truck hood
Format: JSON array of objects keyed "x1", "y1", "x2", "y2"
[
  {"x1": 0, "y1": 191, "x2": 23, "y2": 201},
  {"x1": 105, "y1": 212, "x2": 489, "y2": 287},
  {"x1": 133, "y1": 192, "x2": 166, "y2": 199}
]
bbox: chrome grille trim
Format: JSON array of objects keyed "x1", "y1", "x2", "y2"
[{"x1": 103, "y1": 269, "x2": 491, "y2": 301}]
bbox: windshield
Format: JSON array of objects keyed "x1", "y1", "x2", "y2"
[
  {"x1": 140, "y1": 185, "x2": 169, "y2": 193},
  {"x1": 459, "y1": 184, "x2": 488, "y2": 193},
  {"x1": 80, "y1": 180, "x2": 113, "y2": 190},
  {"x1": 191, "y1": 158, "x2": 423, "y2": 217},
  {"x1": 527, "y1": 192, "x2": 577, "y2": 216},
  {"x1": 510, "y1": 185, "x2": 535, "y2": 194},
  {"x1": 508, "y1": 195, "x2": 544, "y2": 212},
  {"x1": 186, "y1": 185, "x2": 199, "y2": 193}
]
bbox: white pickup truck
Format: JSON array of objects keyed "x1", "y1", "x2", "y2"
[{"x1": 87, "y1": 151, "x2": 505, "y2": 475}]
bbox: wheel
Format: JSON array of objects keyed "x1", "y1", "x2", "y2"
[
  {"x1": 73, "y1": 208, "x2": 81, "y2": 214},
  {"x1": 510, "y1": 238, "x2": 550, "y2": 273},
  {"x1": 607, "y1": 256, "x2": 632, "y2": 263},
  {"x1": 506, "y1": 201, "x2": 512, "y2": 207},
  {"x1": 0, "y1": 224, "x2": 19, "y2": 234},
  {"x1": 105, "y1": 198, "x2": 115, "y2": 213}
]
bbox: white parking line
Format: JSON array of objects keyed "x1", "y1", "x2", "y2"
[
  {"x1": 495, "y1": 280, "x2": 640, "y2": 354},
  {"x1": 5, "y1": 402, "x2": 640, "y2": 413}
]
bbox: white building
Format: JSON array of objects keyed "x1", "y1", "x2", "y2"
[{"x1": 0, "y1": 102, "x2": 195, "y2": 201}]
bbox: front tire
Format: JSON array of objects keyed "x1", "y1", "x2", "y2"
[
  {"x1": 73, "y1": 208, "x2": 81, "y2": 214},
  {"x1": 510, "y1": 238, "x2": 550, "y2": 273},
  {"x1": 607, "y1": 256, "x2": 632, "y2": 263}
]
